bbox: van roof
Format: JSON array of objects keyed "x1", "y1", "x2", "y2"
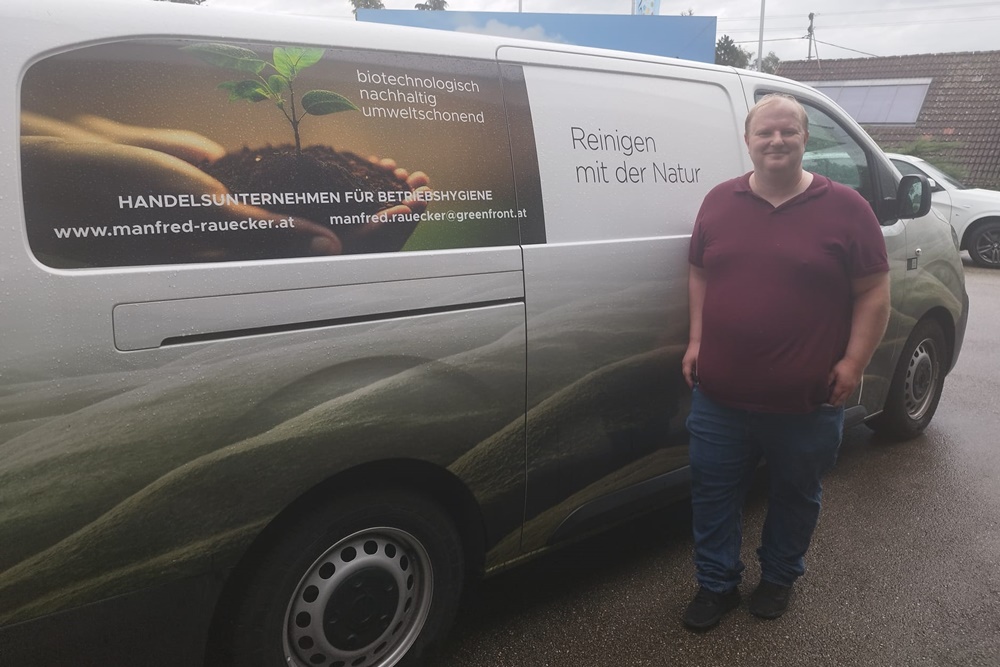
[{"x1": 7, "y1": 0, "x2": 732, "y2": 73}]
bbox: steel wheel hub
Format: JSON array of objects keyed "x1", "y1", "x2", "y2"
[
  {"x1": 284, "y1": 527, "x2": 433, "y2": 667},
  {"x1": 903, "y1": 338, "x2": 937, "y2": 421}
]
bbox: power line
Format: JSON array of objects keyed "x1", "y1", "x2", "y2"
[
  {"x1": 716, "y1": 1, "x2": 998, "y2": 23},
  {"x1": 811, "y1": 39, "x2": 879, "y2": 58},
  {"x1": 721, "y1": 14, "x2": 1000, "y2": 36},
  {"x1": 736, "y1": 37, "x2": 808, "y2": 43},
  {"x1": 735, "y1": 35, "x2": 880, "y2": 58},
  {"x1": 723, "y1": 5, "x2": 1000, "y2": 60}
]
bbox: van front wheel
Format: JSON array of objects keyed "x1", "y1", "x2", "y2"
[
  {"x1": 219, "y1": 490, "x2": 464, "y2": 667},
  {"x1": 869, "y1": 319, "x2": 947, "y2": 440}
]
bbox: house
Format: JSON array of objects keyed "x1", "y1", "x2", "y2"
[{"x1": 777, "y1": 51, "x2": 1000, "y2": 190}]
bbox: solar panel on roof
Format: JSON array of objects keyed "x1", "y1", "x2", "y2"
[{"x1": 811, "y1": 80, "x2": 931, "y2": 124}]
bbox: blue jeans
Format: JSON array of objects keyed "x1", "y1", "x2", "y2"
[{"x1": 686, "y1": 386, "x2": 844, "y2": 592}]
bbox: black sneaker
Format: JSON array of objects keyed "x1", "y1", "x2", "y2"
[
  {"x1": 682, "y1": 586, "x2": 741, "y2": 630},
  {"x1": 749, "y1": 580, "x2": 792, "y2": 619}
]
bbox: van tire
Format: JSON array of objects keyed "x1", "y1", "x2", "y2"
[
  {"x1": 218, "y1": 490, "x2": 464, "y2": 667},
  {"x1": 967, "y1": 219, "x2": 1000, "y2": 268},
  {"x1": 869, "y1": 319, "x2": 947, "y2": 440}
]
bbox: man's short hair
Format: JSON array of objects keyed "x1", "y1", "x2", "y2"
[{"x1": 744, "y1": 94, "x2": 809, "y2": 135}]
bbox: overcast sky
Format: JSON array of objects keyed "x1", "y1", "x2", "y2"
[{"x1": 195, "y1": 0, "x2": 999, "y2": 63}]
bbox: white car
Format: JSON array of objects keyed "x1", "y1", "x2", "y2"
[{"x1": 888, "y1": 153, "x2": 1000, "y2": 268}]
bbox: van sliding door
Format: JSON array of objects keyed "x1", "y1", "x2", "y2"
[{"x1": 499, "y1": 48, "x2": 748, "y2": 554}]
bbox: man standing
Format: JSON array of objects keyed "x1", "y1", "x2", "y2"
[{"x1": 681, "y1": 94, "x2": 890, "y2": 630}]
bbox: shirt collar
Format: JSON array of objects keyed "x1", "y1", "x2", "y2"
[{"x1": 737, "y1": 171, "x2": 831, "y2": 207}]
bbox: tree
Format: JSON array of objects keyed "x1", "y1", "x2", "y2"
[
  {"x1": 715, "y1": 35, "x2": 752, "y2": 69},
  {"x1": 760, "y1": 51, "x2": 780, "y2": 75},
  {"x1": 415, "y1": 0, "x2": 448, "y2": 9},
  {"x1": 680, "y1": 8, "x2": 694, "y2": 16},
  {"x1": 349, "y1": 0, "x2": 385, "y2": 16}
]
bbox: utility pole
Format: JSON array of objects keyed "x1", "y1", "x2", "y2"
[
  {"x1": 756, "y1": 0, "x2": 765, "y2": 71},
  {"x1": 806, "y1": 12, "x2": 820, "y2": 61}
]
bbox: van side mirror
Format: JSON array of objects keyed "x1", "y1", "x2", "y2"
[{"x1": 897, "y1": 174, "x2": 931, "y2": 219}]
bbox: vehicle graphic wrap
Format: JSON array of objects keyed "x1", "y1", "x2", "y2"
[{"x1": 20, "y1": 40, "x2": 536, "y2": 268}]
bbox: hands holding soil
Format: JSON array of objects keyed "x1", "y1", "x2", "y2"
[{"x1": 20, "y1": 112, "x2": 431, "y2": 265}]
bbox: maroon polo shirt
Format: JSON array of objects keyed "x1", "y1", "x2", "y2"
[{"x1": 688, "y1": 172, "x2": 889, "y2": 413}]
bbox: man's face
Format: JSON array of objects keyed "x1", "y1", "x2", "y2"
[{"x1": 745, "y1": 100, "x2": 809, "y2": 176}]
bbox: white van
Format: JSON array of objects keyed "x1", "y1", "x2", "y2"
[{"x1": 0, "y1": 2, "x2": 968, "y2": 666}]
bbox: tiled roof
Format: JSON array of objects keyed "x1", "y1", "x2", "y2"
[{"x1": 777, "y1": 52, "x2": 1000, "y2": 189}]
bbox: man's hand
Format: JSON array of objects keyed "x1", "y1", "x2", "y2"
[
  {"x1": 684, "y1": 265, "x2": 707, "y2": 389},
  {"x1": 827, "y1": 357, "x2": 864, "y2": 406},
  {"x1": 682, "y1": 341, "x2": 700, "y2": 389},
  {"x1": 829, "y1": 271, "x2": 891, "y2": 406}
]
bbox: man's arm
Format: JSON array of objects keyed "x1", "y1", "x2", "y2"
[
  {"x1": 682, "y1": 264, "x2": 707, "y2": 388},
  {"x1": 827, "y1": 271, "x2": 891, "y2": 405}
]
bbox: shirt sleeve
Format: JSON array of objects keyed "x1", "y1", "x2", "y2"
[
  {"x1": 689, "y1": 199, "x2": 710, "y2": 268},
  {"x1": 844, "y1": 189, "x2": 889, "y2": 278}
]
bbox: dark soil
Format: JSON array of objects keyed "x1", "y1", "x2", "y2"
[{"x1": 205, "y1": 145, "x2": 418, "y2": 254}]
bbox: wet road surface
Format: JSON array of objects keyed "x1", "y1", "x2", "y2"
[{"x1": 437, "y1": 258, "x2": 1000, "y2": 667}]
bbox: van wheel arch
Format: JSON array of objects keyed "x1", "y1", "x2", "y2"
[
  {"x1": 868, "y1": 312, "x2": 954, "y2": 441},
  {"x1": 204, "y1": 459, "x2": 486, "y2": 666},
  {"x1": 913, "y1": 307, "x2": 956, "y2": 372}
]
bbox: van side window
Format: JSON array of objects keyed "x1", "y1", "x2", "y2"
[
  {"x1": 20, "y1": 40, "x2": 521, "y2": 269},
  {"x1": 800, "y1": 104, "x2": 874, "y2": 206}
]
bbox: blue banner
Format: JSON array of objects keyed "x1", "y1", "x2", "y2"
[{"x1": 358, "y1": 11, "x2": 716, "y2": 63}]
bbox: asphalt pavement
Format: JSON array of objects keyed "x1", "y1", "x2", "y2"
[{"x1": 437, "y1": 257, "x2": 1000, "y2": 667}]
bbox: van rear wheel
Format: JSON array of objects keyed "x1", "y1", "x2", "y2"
[
  {"x1": 869, "y1": 319, "x2": 947, "y2": 440},
  {"x1": 217, "y1": 490, "x2": 464, "y2": 667}
]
